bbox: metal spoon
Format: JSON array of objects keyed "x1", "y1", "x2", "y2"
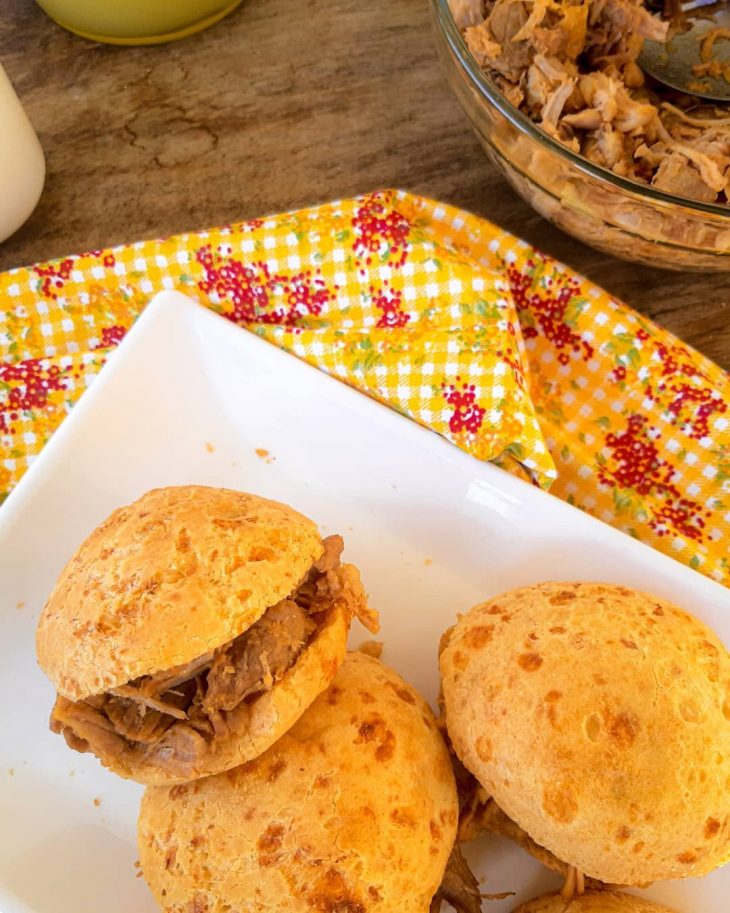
[{"x1": 639, "y1": 0, "x2": 730, "y2": 101}]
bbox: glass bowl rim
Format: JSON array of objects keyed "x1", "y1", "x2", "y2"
[{"x1": 431, "y1": 0, "x2": 730, "y2": 221}]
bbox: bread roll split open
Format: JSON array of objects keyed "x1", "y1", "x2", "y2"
[{"x1": 36, "y1": 485, "x2": 377, "y2": 784}]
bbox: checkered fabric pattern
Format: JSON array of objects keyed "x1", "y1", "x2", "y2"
[{"x1": 1, "y1": 190, "x2": 729, "y2": 584}]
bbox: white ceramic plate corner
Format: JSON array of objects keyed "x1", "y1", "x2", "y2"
[{"x1": 0, "y1": 291, "x2": 728, "y2": 913}]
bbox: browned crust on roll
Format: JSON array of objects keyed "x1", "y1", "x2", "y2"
[
  {"x1": 37, "y1": 486, "x2": 325, "y2": 701},
  {"x1": 138, "y1": 653, "x2": 459, "y2": 912},
  {"x1": 513, "y1": 890, "x2": 680, "y2": 913},
  {"x1": 441, "y1": 581, "x2": 730, "y2": 885}
]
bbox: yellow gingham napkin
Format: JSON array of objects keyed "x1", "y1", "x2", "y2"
[{"x1": 1, "y1": 190, "x2": 729, "y2": 583}]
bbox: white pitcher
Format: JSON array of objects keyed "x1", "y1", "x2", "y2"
[{"x1": 0, "y1": 63, "x2": 45, "y2": 244}]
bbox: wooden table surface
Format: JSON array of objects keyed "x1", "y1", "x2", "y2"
[{"x1": 2, "y1": 0, "x2": 729, "y2": 366}]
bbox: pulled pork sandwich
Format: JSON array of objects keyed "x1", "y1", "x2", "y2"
[
  {"x1": 36, "y1": 486, "x2": 378, "y2": 785},
  {"x1": 138, "y1": 652, "x2": 481, "y2": 913},
  {"x1": 440, "y1": 582, "x2": 730, "y2": 886},
  {"x1": 513, "y1": 891, "x2": 680, "y2": 912}
]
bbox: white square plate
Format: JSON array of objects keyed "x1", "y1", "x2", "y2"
[{"x1": 1, "y1": 291, "x2": 728, "y2": 913}]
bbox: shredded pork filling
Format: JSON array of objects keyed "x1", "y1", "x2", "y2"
[
  {"x1": 458, "y1": 777, "x2": 609, "y2": 891},
  {"x1": 50, "y1": 535, "x2": 363, "y2": 773},
  {"x1": 431, "y1": 844, "x2": 486, "y2": 913},
  {"x1": 453, "y1": 0, "x2": 730, "y2": 204}
]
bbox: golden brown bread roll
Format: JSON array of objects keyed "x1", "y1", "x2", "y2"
[
  {"x1": 36, "y1": 485, "x2": 377, "y2": 784},
  {"x1": 440, "y1": 581, "x2": 730, "y2": 884},
  {"x1": 513, "y1": 891, "x2": 678, "y2": 913},
  {"x1": 138, "y1": 652, "x2": 460, "y2": 913}
]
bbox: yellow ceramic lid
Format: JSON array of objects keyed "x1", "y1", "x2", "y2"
[{"x1": 35, "y1": 0, "x2": 243, "y2": 45}]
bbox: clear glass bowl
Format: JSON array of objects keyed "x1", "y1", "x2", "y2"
[{"x1": 431, "y1": 0, "x2": 730, "y2": 271}]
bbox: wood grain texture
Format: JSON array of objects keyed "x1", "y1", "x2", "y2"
[{"x1": 1, "y1": 0, "x2": 729, "y2": 366}]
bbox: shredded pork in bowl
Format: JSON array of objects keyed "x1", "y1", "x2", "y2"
[{"x1": 432, "y1": 0, "x2": 730, "y2": 270}]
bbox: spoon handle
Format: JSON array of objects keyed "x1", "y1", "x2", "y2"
[{"x1": 680, "y1": 0, "x2": 723, "y2": 11}]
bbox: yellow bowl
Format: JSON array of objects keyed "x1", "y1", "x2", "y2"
[{"x1": 35, "y1": 0, "x2": 243, "y2": 45}]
